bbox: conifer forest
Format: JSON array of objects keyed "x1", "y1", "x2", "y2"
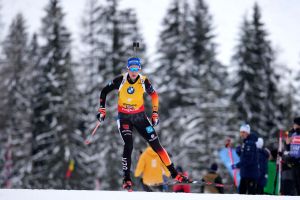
[{"x1": 0, "y1": 0, "x2": 299, "y2": 191}]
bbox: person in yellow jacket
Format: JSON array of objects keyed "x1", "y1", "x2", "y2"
[{"x1": 135, "y1": 146, "x2": 171, "y2": 192}]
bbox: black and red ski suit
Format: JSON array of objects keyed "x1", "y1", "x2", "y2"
[{"x1": 99, "y1": 73, "x2": 178, "y2": 180}]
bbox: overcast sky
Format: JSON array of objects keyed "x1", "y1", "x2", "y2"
[{"x1": 2, "y1": 0, "x2": 300, "y2": 69}]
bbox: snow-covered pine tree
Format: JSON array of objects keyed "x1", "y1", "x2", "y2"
[
  {"x1": 178, "y1": 0, "x2": 230, "y2": 177},
  {"x1": 101, "y1": 0, "x2": 147, "y2": 190},
  {"x1": 153, "y1": 0, "x2": 232, "y2": 180},
  {"x1": 76, "y1": 0, "x2": 106, "y2": 189},
  {"x1": 28, "y1": 34, "x2": 41, "y2": 70},
  {"x1": 293, "y1": 66, "x2": 300, "y2": 116},
  {"x1": 154, "y1": 0, "x2": 188, "y2": 112},
  {"x1": 61, "y1": 52, "x2": 86, "y2": 189},
  {"x1": 0, "y1": 0, "x2": 3, "y2": 40},
  {"x1": 102, "y1": 2, "x2": 146, "y2": 190},
  {"x1": 0, "y1": 13, "x2": 32, "y2": 188},
  {"x1": 231, "y1": 3, "x2": 286, "y2": 140},
  {"x1": 152, "y1": 0, "x2": 192, "y2": 171},
  {"x1": 0, "y1": 0, "x2": 4, "y2": 185},
  {"x1": 20, "y1": 33, "x2": 42, "y2": 188},
  {"x1": 0, "y1": 0, "x2": 5, "y2": 187},
  {"x1": 30, "y1": 0, "x2": 78, "y2": 189},
  {"x1": 78, "y1": 0, "x2": 147, "y2": 190}
]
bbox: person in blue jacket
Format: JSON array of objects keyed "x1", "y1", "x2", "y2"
[
  {"x1": 256, "y1": 137, "x2": 270, "y2": 194},
  {"x1": 232, "y1": 124, "x2": 259, "y2": 194}
]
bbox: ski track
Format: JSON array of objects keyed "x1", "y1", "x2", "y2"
[{"x1": 0, "y1": 189, "x2": 299, "y2": 200}]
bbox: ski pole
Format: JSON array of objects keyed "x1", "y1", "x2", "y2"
[
  {"x1": 191, "y1": 179, "x2": 235, "y2": 189},
  {"x1": 228, "y1": 146, "x2": 238, "y2": 187},
  {"x1": 133, "y1": 42, "x2": 139, "y2": 57},
  {"x1": 85, "y1": 121, "x2": 101, "y2": 145},
  {"x1": 225, "y1": 138, "x2": 238, "y2": 188}
]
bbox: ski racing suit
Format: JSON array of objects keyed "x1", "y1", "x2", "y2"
[{"x1": 99, "y1": 73, "x2": 176, "y2": 181}]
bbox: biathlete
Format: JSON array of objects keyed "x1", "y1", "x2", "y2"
[{"x1": 97, "y1": 57, "x2": 189, "y2": 190}]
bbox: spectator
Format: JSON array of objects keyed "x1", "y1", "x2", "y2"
[
  {"x1": 284, "y1": 117, "x2": 300, "y2": 195},
  {"x1": 280, "y1": 131, "x2": 296, "y2": 195},
  {"x1": 232, "y1": 124, "x2": 259, "y2": 194},
  {"x1": 134, "y1": 146, "x2": 170, "y2": 192},
  {"x1": 201, "y1": 163, "x2": 224, "y2": 193},
  {"x1": 263, "y1": 149, "x2": 278, "y2": 195},
  {"x1": 256, "y1": 137, "x2": 270, "y2": 194}
]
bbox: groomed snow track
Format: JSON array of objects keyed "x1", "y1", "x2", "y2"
[{"x1": 0, "y1": 189, "x2": 298, "y2": 200}]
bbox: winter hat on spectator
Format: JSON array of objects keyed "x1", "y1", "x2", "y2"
[
  {"x1": 256, "y1": 137, "x2": 264, "y2": 149},
  {"x1": 210, "y1": 163, "x2": 218, "y2": 172},
  {"x1": 240, "y1": 124, "x2": 251, "y2": 133},
  {"x1": 294, "y1": 117, "x2": 300, "y2": 126}
]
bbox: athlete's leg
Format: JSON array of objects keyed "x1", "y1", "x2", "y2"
[
  {"x1": 133, "y1": 113, "x2": 181, "y2": 178},
  {"x1": 117, "y1": 117, "x2": 134, "y2": 181}
]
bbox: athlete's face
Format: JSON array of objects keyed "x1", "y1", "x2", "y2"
[{"x1": 128, "y1": 65, "x2": 140, "y2": 80}]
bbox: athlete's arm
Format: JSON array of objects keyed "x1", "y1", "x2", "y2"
[
  {"x1": 99, "y1": 75, "x2": 123, "y2": 108},
  {"x1": 145, "y1": 78, "x2": 159, "y2": 113}
]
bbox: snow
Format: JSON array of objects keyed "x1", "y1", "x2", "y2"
[{"x1": 0, "y1": 189, "x2": 299, "y2": 200}]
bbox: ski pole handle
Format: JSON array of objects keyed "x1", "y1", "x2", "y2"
[
  {"x1": 133, "y1": 42, "x2": 139, "y2": 57},
  {"x1": 85, "y1": 121, "x2": 101, "y2": 145}
]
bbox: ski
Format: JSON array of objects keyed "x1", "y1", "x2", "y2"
[
  {"x1": 124, "y1": 187, "x2": 133, "y2": 192},
  {"x1": 149, "y1": 179, "x2": 234, "y2": 189}
]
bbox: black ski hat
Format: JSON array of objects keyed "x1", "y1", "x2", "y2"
[
  {"x1": 210, "y1": 163, "x2": 218, "y2": 172},
  {"x1": 294, "y1": 117, "x2": 300, "y2": 126}
]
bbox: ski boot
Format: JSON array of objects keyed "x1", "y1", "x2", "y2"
[
  {"x1": 174, "y1": 173, "x2": 190, "y2": 183},
  {"x1": 122, "y1": 178, "x2": 133, "y2": 192},
  {"x1": 167, "y1": 163, "x2": 190, "y2": 183}
]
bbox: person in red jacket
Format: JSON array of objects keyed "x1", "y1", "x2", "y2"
[{"x1": 173, "y1": 166, "x2": 191, "y2": 193}]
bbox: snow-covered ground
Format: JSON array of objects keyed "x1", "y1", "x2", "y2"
[{"x1": 0, "y1": 189, "x2": 299, "y2": 200}]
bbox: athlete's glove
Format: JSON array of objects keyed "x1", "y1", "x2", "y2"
[
  {"x1": 151, "y1": 111, "x2": 159, "y2": 126},
  {"x1": 96, "y1": 108, "x2": 106, "y2": 122}
]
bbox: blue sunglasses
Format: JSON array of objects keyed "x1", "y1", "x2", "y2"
[{"x1": 129, "y1": 67, "x2": 140, "y2": 72}]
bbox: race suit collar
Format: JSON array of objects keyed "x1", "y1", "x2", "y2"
[{"x1": 127, "y1": 74, "x2": 140, "y2": 84}]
